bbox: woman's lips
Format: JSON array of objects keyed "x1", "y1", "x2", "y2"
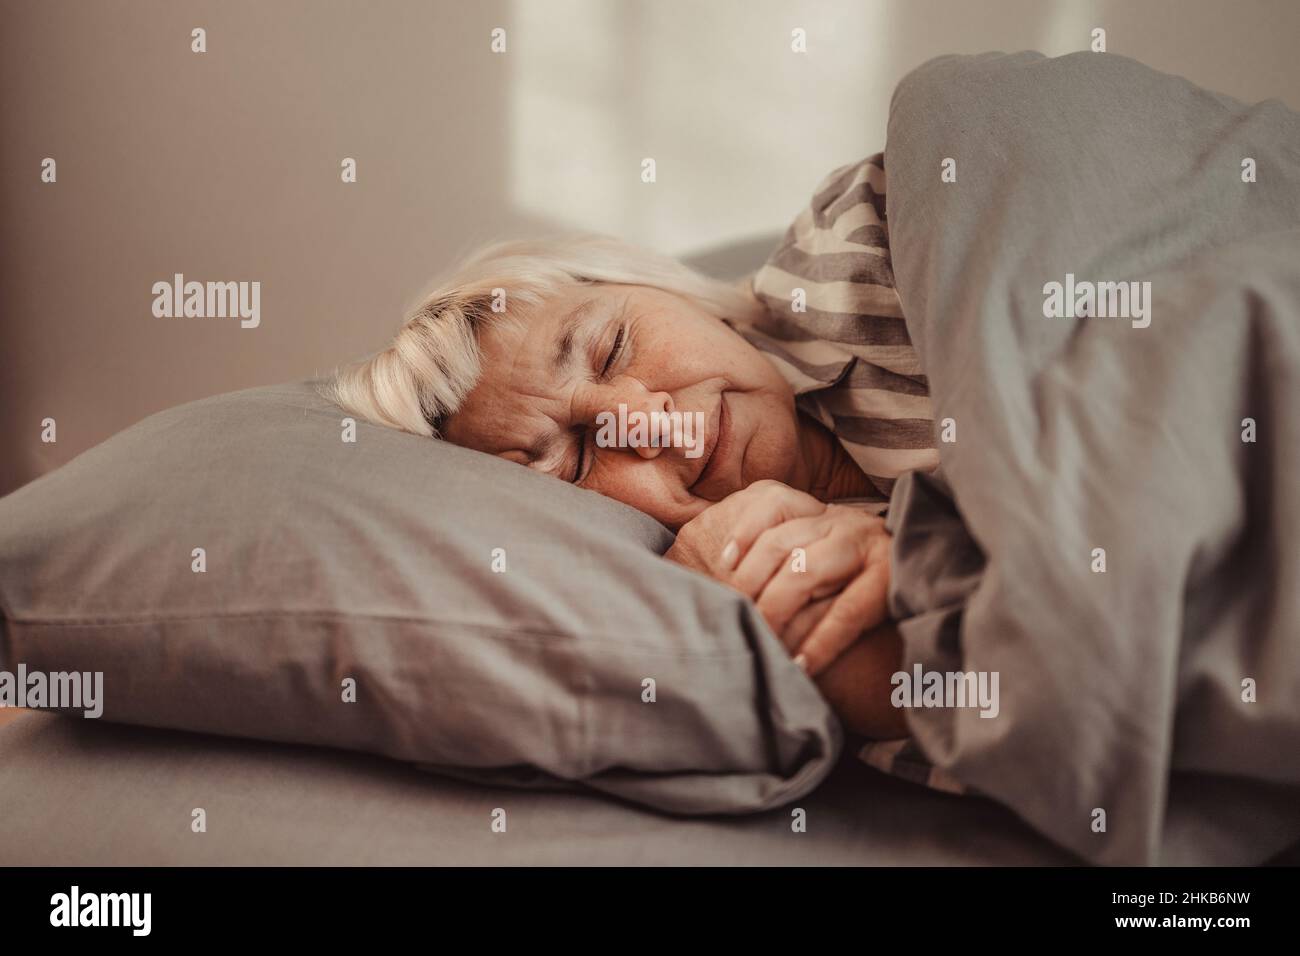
[{"x1": 691, "y1": 392, "x2": 732, "y2": 494}]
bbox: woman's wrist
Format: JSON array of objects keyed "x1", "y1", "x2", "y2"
[{"x1": 813, "y1": 621, "x2": 909, "y2": 740}]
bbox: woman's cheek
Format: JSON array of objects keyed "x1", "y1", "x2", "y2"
[{"x1": 589, "y1": 466, "x2": 687, "y2": 527}]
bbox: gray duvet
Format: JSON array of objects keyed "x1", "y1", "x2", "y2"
[{"x1": 881, "y1": 52, "x2": 1300, "y2": 865}]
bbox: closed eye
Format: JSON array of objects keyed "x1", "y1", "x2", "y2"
[
  {"x1": 568, "y1": 429, "x2": 587, "y2": 484},
  {"x1": 600, "y1": 325, "x2": 625, "y2": 379},
  {"x1": 570, "y1": 324, "x2": 626, "y2": 483}
]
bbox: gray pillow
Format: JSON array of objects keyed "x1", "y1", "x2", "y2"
[{"x1": 0, "y1": 380, "x2": 840, "y2": 813}]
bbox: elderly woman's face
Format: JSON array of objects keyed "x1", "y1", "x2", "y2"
[{"x1": 443, "y1": 283, "x2": 805, "y2": 528}]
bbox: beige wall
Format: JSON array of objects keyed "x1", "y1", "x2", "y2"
[{"x1": 4, "y1": 0, "x2": 1299, "y2": 496}]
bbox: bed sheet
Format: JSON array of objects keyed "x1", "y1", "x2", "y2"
[{"x1": 0, "y1": 713, "x2": 1075, "y2": 866}]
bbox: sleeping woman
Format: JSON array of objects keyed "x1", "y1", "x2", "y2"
[{"x1": 325, "y1": 154, "x2": 935, "y2": 741}]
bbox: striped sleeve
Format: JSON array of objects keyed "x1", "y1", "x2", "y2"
[{"x1": 748, "y1": 153, "x2": 940, "y2": 499}]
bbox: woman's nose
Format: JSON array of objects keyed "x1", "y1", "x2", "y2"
[
  {"x1": 587, "y1": 384, "x2": 675, "y2": 461},
  {"x1": 629, "y1": 389, "x2": 674, "y2": 460}
]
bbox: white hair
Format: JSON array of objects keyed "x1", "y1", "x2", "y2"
[{"x1": 323, "y1": 233, "x2": 765, "y2": 437}]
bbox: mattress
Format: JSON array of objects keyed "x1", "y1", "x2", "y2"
[{"x1": 0, "y1": 712, "x2": 1075, "y2": 865}]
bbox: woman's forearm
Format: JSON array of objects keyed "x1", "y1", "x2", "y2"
[{"x1": 813, "y1": 622, "x2": 909, "y2": 739}]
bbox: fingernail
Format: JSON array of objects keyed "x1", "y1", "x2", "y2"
[
  {"x1": 720, "y1": 540, "x2": 739, "y2": 570},
  {"x1": 793, "y1": 654, "x2": 809, "y2": 673}
]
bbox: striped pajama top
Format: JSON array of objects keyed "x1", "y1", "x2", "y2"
[
  {"x1": 731, "y1": 152, "x2": 940, "y2": 508},
  {"x1": 734, "y1": 153, "x2": 967, "y2": 795}
]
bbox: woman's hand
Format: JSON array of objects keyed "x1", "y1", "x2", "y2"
[
  {"x1": 731, "y1": 502, "x2": 892, "y2": 677},
  {"x1": 665, "y1": 479, "x2": 827, "y2": 581},
  {"x1": 666, "y1": 480, "x2": 894, "y2": 677}
]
